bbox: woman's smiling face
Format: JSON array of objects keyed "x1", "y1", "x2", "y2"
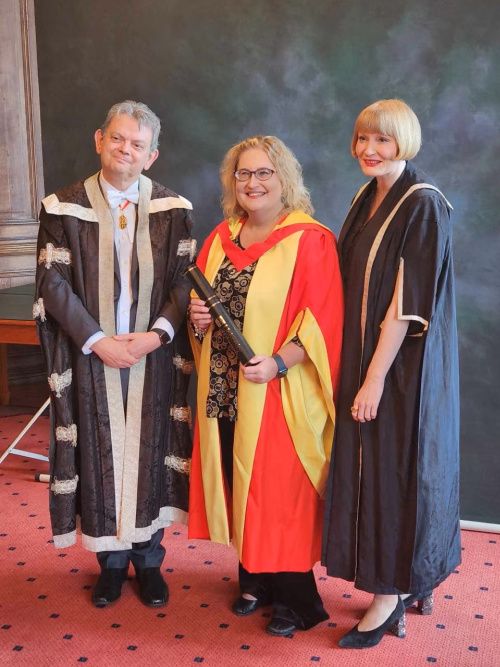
[
  {"x1": 235, "y1": 148, "x2": 283, "y2": 221},
  {"x1": 354, "y1": 131, "x2": 402, "y2": 180}
]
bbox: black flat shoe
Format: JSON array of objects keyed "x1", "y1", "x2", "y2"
[
  {"x1": 136, "y1": 567, "x2": 168, "y2": 607},
  {"x1": 266, "y1": 616, "x2": 297, "y2": 635},
  {"x1": 267, "y1": 604, "x2": 329, "y2": 636},
  {"x1": 92, "y1": 568, "x2": 128, "y2": 608},
  {"x1": 338, "y1": 597, "x2": 406, "y2": 649},
  {"x1": 231, "y1": 595, "x2": 271, "y2": 616},
  {"x1": 403, "y1": 591, "x2": 434, "y2": 615}
]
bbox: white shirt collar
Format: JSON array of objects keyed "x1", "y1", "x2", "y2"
[{"x1": 99, "y1": 172, "x2": 139, "y2": 207}]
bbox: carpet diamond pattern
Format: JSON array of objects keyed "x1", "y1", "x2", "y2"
[{"x1": 0, "y1": 415, "x2": 498, "y2": 665}]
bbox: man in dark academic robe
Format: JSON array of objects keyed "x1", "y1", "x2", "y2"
[{"x1": 34, "y1": 101, "x2": 194, "y2": 608}]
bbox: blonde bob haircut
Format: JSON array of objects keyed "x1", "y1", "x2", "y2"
[
  {"x1": 351, "y1": 99, "x2": 422, "y2": 160},
  {"x1": 220, "y1": 135, "x2": 314, "y2": 220}
]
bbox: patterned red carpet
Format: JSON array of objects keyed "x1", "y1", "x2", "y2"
[{"x1": 0, "y1": 414, "x2": 498, "y2": 666}]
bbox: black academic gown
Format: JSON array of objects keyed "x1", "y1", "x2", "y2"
[
  {"x1": 35, "y1": 172, "x2": 194, "y2": 552},
  {"x1": 322, "y1": 162, "x2": 461, "y2": 595}
]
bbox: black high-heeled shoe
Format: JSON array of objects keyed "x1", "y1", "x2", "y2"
[
  {"x1": 338, "y1": 597, "x2": 406, "y2": 649},
  {"x1": 403, "y1": 591, "x2": 434, "y2": 615}
]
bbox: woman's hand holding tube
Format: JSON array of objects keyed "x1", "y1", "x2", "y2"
[
  {"x1": 189, "y1": 298, "x2": 213, "y2": 333},
  {"x1": 242, "y1": 342, "x2": 307, "y2": 384},
  {"x1": 241, "y1": 355, "x2": 278, "y2": 384}
]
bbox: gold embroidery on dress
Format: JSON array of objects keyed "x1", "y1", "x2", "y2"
[{"x1": 206, "y1": 244, "x2": 256, "y2": 421}]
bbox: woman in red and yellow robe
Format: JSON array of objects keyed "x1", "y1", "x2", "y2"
[{"x1": 188, "y1": 136, "x2": 343, "y2": 635}]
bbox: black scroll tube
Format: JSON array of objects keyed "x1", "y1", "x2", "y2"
[{"x1": 185, "y1": 264, "x2": 256, "y2": 365}]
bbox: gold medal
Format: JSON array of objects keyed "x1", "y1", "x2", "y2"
[{"x1": 118, "y1": 199, "x2": 131, "y2": 230}]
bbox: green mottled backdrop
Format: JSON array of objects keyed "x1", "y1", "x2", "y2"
[{"x1": 35, "y1": 0, "x2": 500, "y2": 523}]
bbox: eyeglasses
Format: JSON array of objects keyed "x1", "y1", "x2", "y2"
[{"x1": 234, "y1": 168, "x2": 276, "y2": 182}]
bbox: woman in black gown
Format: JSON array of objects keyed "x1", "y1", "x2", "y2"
[{"x1": 322, "y1": 99, "x2": 460, "y2": 649}]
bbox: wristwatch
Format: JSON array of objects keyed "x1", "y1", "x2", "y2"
[
  {"x1": 151, "y1": 327, "x2": 171, "y2": 347},
  {"x1": 272, "y1": 353, "x2": 288, "y2": 379}
]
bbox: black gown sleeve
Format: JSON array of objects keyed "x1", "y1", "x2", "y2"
[
  {"x1": 398, "y1": 192, "x2": 450, "y2": 336},
  {"x1": 156, "y1": 209, "x2": 194, "y2": 334},
  {"x1": 36, "y1": 206, "x2": 102, "y2": 349},
  {"x1": 35, "y1": 208, "x2": 82, "y2": 542}
]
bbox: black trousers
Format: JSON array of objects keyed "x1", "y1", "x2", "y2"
[
  {"x1": 218, "y1": 417, "x2": 328, "y2": 628},
  {"x1": 97, "y1": 528, "x2": 165, "y2": 571}
]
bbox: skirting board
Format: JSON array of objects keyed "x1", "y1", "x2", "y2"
[{"x1": 460, "y1": 520, "x2": 500, "y2": 534}]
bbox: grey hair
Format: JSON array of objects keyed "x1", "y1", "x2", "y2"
[{"x1": 101, "y1": 100, "x2": 161, "y2": 151}]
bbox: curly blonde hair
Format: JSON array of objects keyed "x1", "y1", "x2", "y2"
[
  {"x1": 220, "y1": 135, "x2": 314, "y2": 219},
  {"x1": 351, "y1": 99, "x2": 422, "y2": 160}
]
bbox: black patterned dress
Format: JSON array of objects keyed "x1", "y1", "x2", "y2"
[{"x1": 206, "y1": 237, "x2": 256, "y2": 421}]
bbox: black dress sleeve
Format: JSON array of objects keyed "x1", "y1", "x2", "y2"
[{"x1": 398, "y1": 192, "x2": 450, "y2": 336}]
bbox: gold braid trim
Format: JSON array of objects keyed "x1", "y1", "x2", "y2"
[
  {"x1": 173, "y1": 355, "x2": 194, "y2": 374},
  {"x1": 50, "y1": 475, "x2": 79, "y2": 495},
  {"x1": 32, "y1": 298, "x2": 46, "y2": 322},
  {"x1": 48, "y1": 369, "x2": 72, "y2": 398},
  {"x1": 177, "y1": 238, "x2": 197, "y2": 261},
  {"x1": 38, "y1": 243, "x2": 72, "y2": 269},
  {"x1": 55, "y1": 424, "x2": 78, "y2": 447},
  {"x1": 170, "y1": 405, "x2": 192, "y2": 426},
  {"x1": 164, "y1": 455, "x2": 191, "y2": 475}
]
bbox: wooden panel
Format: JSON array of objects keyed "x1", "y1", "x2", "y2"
[
  {"x1": 0, "y1": 345, "x2": 10, "y2": 405},
  {"x1": 0, "y1": 320, "x2": 39, "y2": 345},
  {"x1": 0, "y1": 283, "x2": 40, "y2": 404},
  {"x1": 0, "y1": 0, "x2": 44, "y2": 288}
]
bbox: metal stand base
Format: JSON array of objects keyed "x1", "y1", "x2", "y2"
[{"x1": 0, "y1": 398, "x2": 50, "y2": 464}]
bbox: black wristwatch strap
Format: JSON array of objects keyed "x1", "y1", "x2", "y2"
[
  {"x1": 272, "y1": 353, "x2": 288, "y2": 379},
  {"x1": 151, "y1": 327, "x2": 171, "y2": 347}
]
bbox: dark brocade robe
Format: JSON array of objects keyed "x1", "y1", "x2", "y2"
[
  {"x1": 35, "y1": 172, "x2": 194, "y2": 552},
  {"x1": 322, "y1": 162, "x2": 461, "y2": 595}
]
